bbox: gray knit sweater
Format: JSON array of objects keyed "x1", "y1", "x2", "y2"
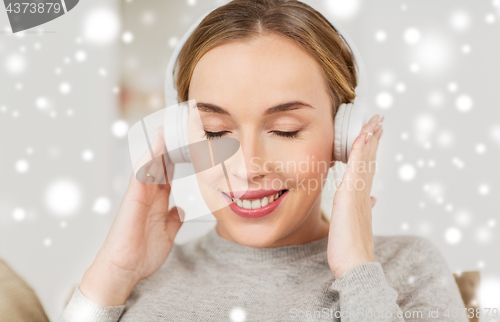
[{"x1": 58, "y1": 228, "x2": 467, "y2": 321}]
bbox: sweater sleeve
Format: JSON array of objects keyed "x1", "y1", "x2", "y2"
[
  {"x1": 55, "y1": 286, "x2": 126, "y2": 322},
  {"x1": 329, "y1": 236, "x2": 468, "y2": 321}
]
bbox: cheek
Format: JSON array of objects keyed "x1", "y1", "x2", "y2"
[
  {"x1": 272, "y1": 123, "x2": 334, "y2": 187},
  {"x1": 196, "y1": 168, "x2": 227, "y2": 211}
]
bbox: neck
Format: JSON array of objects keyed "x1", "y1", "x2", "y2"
[{"x1": 216, "y1": 201, "x2": 330, "y2": 248}]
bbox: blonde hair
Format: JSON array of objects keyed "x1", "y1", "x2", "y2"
[
  {"x1": 174, "y1": 0, "x2": 356, "y2": 224},
  {"x1": 321, "y1": 210, "x2": 330, "y2": 223},
  {"x1": 173, "y1": 0, "x2": 358, "y2": 116}
]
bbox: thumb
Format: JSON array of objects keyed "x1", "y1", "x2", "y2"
[
  {"x1": 174, "y1": 207, "x2": 185, "y2": 222},
  {"x1": 165, "y1": 206, "x2": 184, "y2": 237},
  {"x1": 370, "y1": 196, "x2": 377, "y2": 208}
]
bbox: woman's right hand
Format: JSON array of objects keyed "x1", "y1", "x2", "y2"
[{"x1": 79, "y1": 126, "x2": 184, "y2": 306}]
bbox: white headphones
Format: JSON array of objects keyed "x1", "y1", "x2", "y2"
[{"x1": 163, "y1": 7, "x2": 367, "y2": 165}]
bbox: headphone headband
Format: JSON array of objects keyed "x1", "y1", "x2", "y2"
[{"x1": 164, "y1": 5, "x2": 368, "y2": 110}]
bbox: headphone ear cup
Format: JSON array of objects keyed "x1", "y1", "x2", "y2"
[
  {"x1": 179, "y1": 105, "x2": 191, "y2": 162},
  {"x1": 333, "y1": 102, "x2": 367, "y2": 163},
  {"x1": 333, "y1": 104, "x2": 349, "y2": 163},
  {"x1": 163, "y1": 101, "x2": 191, "y2": 164}
]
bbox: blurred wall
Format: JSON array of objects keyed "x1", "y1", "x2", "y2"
[{"x1": 0, "y1": 0, "x2": 121, "y2": 319}]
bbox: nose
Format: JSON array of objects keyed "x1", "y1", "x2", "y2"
[{"x1": 224, "y1": 131, "x2": 269, "y2": 186}]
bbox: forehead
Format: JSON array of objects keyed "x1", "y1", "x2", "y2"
[{"x1": 188, "y1": 33, "x2": 330, "y2": 113}]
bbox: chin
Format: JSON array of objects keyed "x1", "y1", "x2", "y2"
[
  {"x1": 209, "y1": 201, "x2": 291, "y2": 247},
  {"x1": 220, "y1": 220, "x2": 285, "y2": 248}
]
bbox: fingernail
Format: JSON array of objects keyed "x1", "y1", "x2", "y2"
[
  {"x1": 178, "y1": 208, "x2": 185, "y2": 222},
  {"x1": 374, "y1": 122, "x2": 383, "y2": 133},
  {"x1": 378, "y1": 115, "x2": 384, "y2": 123},
  {"x1": 364, "y1": 132, "x2": 373, "y2": 144}
]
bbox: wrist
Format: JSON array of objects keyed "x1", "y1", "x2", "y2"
[
  {"x1": 80, "y1": 261, "x2": 140, "y2": 307},
  {"x1": 332, "y1": 256, "x2": 377, "y2": 278}
]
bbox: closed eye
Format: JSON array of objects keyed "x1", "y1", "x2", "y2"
[
  {"x1": 272, "y1": 130, "x2": 299, "y2": 139},
  {"x1": 204, "y1": 130, "x2": 230, "y2": 140},
  {"x1": 204, "y1": 130, "x2": 300, "y2": 140}
]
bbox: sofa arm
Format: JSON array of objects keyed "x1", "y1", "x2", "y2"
[{"x1": 0, "y1": 259, "x2": 50, "y2": 322}]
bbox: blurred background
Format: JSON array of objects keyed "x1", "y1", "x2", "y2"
[{"x1": 0, "y1": 0, "x2": 499, "y2": 320}]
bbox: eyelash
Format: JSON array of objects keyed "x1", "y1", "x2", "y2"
[
  {"x1": 203, "y1": 131, "x2": 229, "y2": 140},
  {"x1": 203, "y1": 130, "x2": 299, "y2": 140},
  {"x1": 272, "y1": 130, "x2": 299, "y2": 139}
]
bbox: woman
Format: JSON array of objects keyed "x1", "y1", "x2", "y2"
[{"x1": 59, "y1": 0, "x2": 467, "y2": 321}]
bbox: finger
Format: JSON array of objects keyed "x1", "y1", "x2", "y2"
[
  {"x1": 145, "y1": 131, "x2": 169, "y2": 183},
  {"x1": 368, "y1": 122, "x2": 383, "y2": 147},
  {"x1": 154, "y1": 126, "x2": 175, "y2": 184},
  {"x1": 373, "y1": 120, "x2": 383, "y2": 134},
  {"x1": 371, "y1": 196, "x2": 377, "y2": 208},
  {"x1": 366, "y1": 114, "x2": 380, "y2": 126},
  {"x1": 165, "y1": 207, "x2": 185, "y2": 238},
  {"x1": 347, "y1": 118, "x2": 383, "y2": 184},
  {"x1": 145, "y1": 157, "x2": 166, "y2": 185},
  {"x1": 366, "y1": 124, "x2": 384, "y2": 157},
  {"x1": 345, "y1": 115, "x2": 383, "y2": 174},
  {"x1": 366, "y1": 124, "x2": 382, "y2": 166},
  {"x1": 133, "y1": 138, "x2": 161, "y2": 184},
  {"x1": 362, "y1": 114, "x2": 383, "y2": 133},
  {"x1": 367, "y1": 120, "x2": 383, "y2": 138},
  {"x1": 355, "y1": 115, "x2": 383, "y2": 147},
  {"x1": 349, "y1": 124, "x2": 377, "y2": 156},
  {"x1": 376, "y1": 128, "x2": 383, "y2": 140},
  {"x1": 136, "y1": 127, "x2": 170, "y2": 185},
  {"x1": 367, "y1": 116, "x2": 385, "y2": 148}
]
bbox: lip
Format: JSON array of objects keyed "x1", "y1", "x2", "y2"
[
  {"x1": 225, "y1": 189, "x2": 283, "y2": 200},
  {"x1": 221, "y1": 189, "x2": 289, "y2": 219}
]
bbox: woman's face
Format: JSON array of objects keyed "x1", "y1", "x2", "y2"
[{"x1": 188, "y1": 33, "x2": 334, "y2": 247}]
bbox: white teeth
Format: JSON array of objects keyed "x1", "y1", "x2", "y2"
[
  {"x1": 251, "y1": 199, "x2": 261, "y2": 209},
  {"x1": 242, "y1": 199, "x2": 252, "y2": 209},
  {"x1": 232, "y1": 191, "x2": 286, "y2": 209}
]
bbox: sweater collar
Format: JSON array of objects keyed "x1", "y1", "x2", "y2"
[{"x1": 198, "y1": 227, "x2": 329, "y2": 267}]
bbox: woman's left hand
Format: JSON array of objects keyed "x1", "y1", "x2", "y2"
[{"x1": 327, "y1": 114, "x2": 384, "y2": 278}]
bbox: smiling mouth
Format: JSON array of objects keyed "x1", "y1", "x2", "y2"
[{"x1": 222, "y1": 189, "x2": 288, "y2": 209}]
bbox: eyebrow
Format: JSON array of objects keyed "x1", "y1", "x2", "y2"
[{"x1": 195, "y1": 101, "x2": 314, "y2": 116}]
